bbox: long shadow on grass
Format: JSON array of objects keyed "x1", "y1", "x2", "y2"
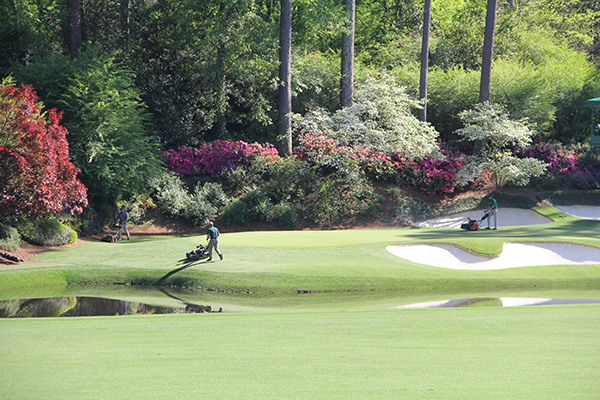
[{"x1": 155, "y1": 259, "x2": 204, "y2": 286}]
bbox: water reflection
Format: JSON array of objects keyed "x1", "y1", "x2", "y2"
[
  {"x1": 0, "y1": 285, "x2": 599, "y2": 316},
  {"x1": 394, "y1": 297, "x2": 600, "y2": 309},
  {"x1": 0, "y1": 294, "x2": 216, "y2": 318}
]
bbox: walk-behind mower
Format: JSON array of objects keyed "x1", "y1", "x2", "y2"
[
  {"x1": 460, "y1": 211, "x2": 490, "y2": 231},
  {"x1": 186, "y1": 244, "x2": 210, "y2": 260}
]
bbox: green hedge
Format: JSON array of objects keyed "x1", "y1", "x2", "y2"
[
  {"x1": 16, "y1": 218, "x2": 78, "y2": 246},
  {"x1": 538, "y1": 190, "x2": 600, "y2": 206}
]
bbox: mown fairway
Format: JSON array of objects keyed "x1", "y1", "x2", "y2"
[
  {"x1": 1, "y1": 306, "x2": 599, "y2": 400},
  {"x1": 1, "y1": 211, "x2": 600, "y2": 399}
]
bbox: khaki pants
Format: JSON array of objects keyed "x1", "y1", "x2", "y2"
[
  {"x1": 207, "y1": 238, "x2": 222, "y2": 259},
  {"x1": 488, "y1": 209, "x2": 498, "y2": 229}
]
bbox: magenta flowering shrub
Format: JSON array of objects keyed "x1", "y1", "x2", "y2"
[
  {"x1": 296, "y1": 131, "x2": 465, "y2": 195},
  {"x1": 412, "y1": 155, "x2": 464, "y2": 196},
  {"x1": 516, "y1": 143, "x2": 600, "y2": 183},
  {"x1": 164, "y1": 140, "x2": 278, "y2": 178}
]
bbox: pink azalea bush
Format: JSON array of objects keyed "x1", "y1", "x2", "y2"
[
  {"x1": 295, "y1": 131, "x2": 465, "y2": 195},
  {"x1": 164, "y1": 140, "x2": 278, "y2": 178},
  {"x1": 516, "y1": 143, "x2": 600, "y2": 184}
]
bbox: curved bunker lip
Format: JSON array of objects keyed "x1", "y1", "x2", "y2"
[
  {"x1": 386, "y1": 242, "x2": 600, "y2": 270},
  {"x1": 394, "y1": 298, "x2": 600, "y2": 309},
  {"x1": 555, "y1": 205, "x2": 600, "y2": 220}
]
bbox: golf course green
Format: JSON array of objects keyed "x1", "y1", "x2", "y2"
[{"x1": 1, "y1": 207, "x2": 599, "y2": 399}]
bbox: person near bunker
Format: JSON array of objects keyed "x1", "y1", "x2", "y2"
[
  {"x1": 485, "y1": 193, "x2": 498, "y2": 230},
  {"x1": 206, "y1": 221, "x2": 223, "y2": 261},
  {"x1": 115, "y1": 207, "x2": 130, "y2": 240}
]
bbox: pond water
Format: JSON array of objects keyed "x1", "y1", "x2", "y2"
[
  {"x1": 0, "y1": 285, "x2": 599, "y2": 317},
  {"x1": 0, "y1": 295, "x2": 216, "y2": 318}
]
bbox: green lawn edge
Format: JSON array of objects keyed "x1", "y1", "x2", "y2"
[{"x1": 2, "y1": 207, "x2": 600, "y2": 294}]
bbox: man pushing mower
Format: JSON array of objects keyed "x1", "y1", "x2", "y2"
[{"x1": 205, "y1": 221, "x2": 223, "y2": 261}]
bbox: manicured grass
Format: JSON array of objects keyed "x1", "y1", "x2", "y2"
[
  {"x1": 1, "y1": 208, "x2": 599, "y2": 399},
  {"x1": 1, "y1": 306, "x2": 599, "y2": 400},
  {"x1": 2, "y1": 211, "x2": 600, "y2": 293}
]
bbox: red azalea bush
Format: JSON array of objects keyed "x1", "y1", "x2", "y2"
[
  {"x1": 0, "y1": 84, "x2": 88, "y2": 219},
  {"x1": 164, "y1": 140, "x2": 278, "y2": 178}
]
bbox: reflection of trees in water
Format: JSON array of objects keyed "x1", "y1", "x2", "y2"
[
  {"x1": 0, "y1": 296, "x2": 212, "y2": 318},
  {"x1": 0, "y1": 297, "x2": 77, "y2": 318}
]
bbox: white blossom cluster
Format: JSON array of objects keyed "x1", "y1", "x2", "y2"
[
  {"x1": 294, "y1": 76, "x2": 441, "y2": 161},
  {"x1": 455, "y1": 102, "x2": 548, "y2": 187}
]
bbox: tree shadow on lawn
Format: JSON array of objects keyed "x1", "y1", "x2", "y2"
[
  {"x1": 401, "y1": 219, "x2": 600, "y2": 243},
  {"x1": 155, "y1": 257, "x2": 211, "y2": 285}
]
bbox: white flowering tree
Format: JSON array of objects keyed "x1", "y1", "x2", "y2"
[
  {"x1": 294, "y1": 76, "x2": 441, "y2": 161},
  {"x1": 454, "y1": 102, "x2": 547, "y2": 188}
]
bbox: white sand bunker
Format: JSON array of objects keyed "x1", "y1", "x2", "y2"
[
  {"x1": 555, "y1": 205, "x2": 600, "y2": 220},
  {"x1": 414, "y1": 208, "x2": 551, "y2": 228},
  {"x1": 386, "y1": 242, "x2": 600, "y2": 270}
]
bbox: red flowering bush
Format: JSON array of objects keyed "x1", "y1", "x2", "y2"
[
  {"x1": 164, "y1": 140, "x2": 278, "y2": 178},
  {"x1": 0, "y1": 83, "x2": 88, "y2": 219}
]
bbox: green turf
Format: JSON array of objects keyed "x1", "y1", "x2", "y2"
[
  {"x1": 1, "y1": 306, "x2": 599, "y2": 400},
  {"x1": 1, "y1": 207, "x2": 600, "y2": 399},
  {"x1": 2, "y1": 209, "x2": 599, "y2": 293}
]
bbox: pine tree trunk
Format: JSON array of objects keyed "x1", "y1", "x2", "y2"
[
  {"x1": 278, "y1": 0, "x2": 292, "y2": 156},
  {"x1": 67, "y1": 0, "x2": 82, "y2": 59},
  {"x1": 340, "y1": 0, "x2": 355, "y2": 108},
  {"x1": 479, "y1": 0, "x2": 497, "y2": 104},
  {"x1": 476, "y1": 0, "x2": 497, "y2": 154},
  {"x1": 419, "y1": 0, "x2": 432, "y2": 122}
]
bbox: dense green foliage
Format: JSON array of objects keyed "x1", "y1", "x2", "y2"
[
  {"x1": 1, "y1": 0, "x2": 600, "y2": 232},
  {"x1": 0, "y1": 223, "x2": 21, "y2": 251},
  {"x1": 15, "y1": 218, "x2": 77, "y2": 246},
  {"x1": 2, "y1": 0, "x2": 599, "y2": 145},
  {"x1": 11, "y1": 49, "x2": 165, "y2": 206}
]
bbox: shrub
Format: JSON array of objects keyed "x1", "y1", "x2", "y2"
[
  {"x1": 294, "y1": 76, "x2": 441, "y2": 161},
  {"x1": 164, "y1": 140, "x2": 278, "y2": 178},
  {"x1": 0, "y1": 223, "x2": 21, "y2": 251},
  {"x1": 517, "y1": 143, "x2": 600, "y2": 190},
  {"x1": 17, "y1": 218, "x2": 78, "y2": 246},
  {"x1": 297, "y1": 131, "x2": 469, "y2": 196},
  {"x1": 148, "y1": 172, "x2": 228, "y2": 225},
  {"x1": 273, "y1": 203, "x2": 299, "y2": 229},
  {"x1": 455, "y1": 102, "x2": 547, "y2": 188},
  {"x1": 148, "y1": 172, "x2": 191, "y2": 218},
  {"x1": 222, "y1": 155, "x2": 274, "y2": 195},
  {"x1": 221, "y1": 199, "x2": 251, "y2": 226}
]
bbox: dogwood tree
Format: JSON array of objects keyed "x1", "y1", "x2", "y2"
[
  {"x1": 0, "y1": 82, "x2": 88, "y2": 219},
  {"x1": 454, "y1": 102, "x2": 547, "y2": 188},
  {"x1": 295, "y1": 76, "x2": 440, "y2": 161}
]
